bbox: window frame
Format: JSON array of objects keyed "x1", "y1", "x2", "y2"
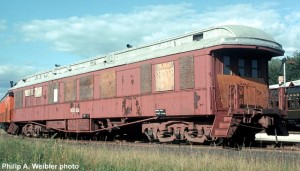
[{"x1": 221, "y1": 56, "x2": 262, "y2": 78}]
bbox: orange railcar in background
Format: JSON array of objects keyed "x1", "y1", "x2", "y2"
[{"x1": 0, "y1": 93, "x2": 14, "y2": 123}]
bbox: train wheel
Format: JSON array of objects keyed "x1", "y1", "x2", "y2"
[
  {"x1": 21, "y1": 124, "x2": 42, "y2": 138},
  {"x1": 22, "y1": 124, "x2": 32, "y2": 137},
  {"x1": 213, "y1": 138, "x2": 224, "y2": 146},
  {"x1": 184, "y1": 130, "x2": 207, "y2": 144},
  {"x1": 157, "y1": 130, "x2": 176, "y2": 143},
  {"x1": 143, "y1": 129, "x2": 155, "y2": 142}
]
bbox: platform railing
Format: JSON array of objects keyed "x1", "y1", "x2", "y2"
[{"x1": 228, "y1": 84, "x2": 257, "y2": 109}]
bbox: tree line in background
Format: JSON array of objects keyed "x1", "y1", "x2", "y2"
[{"x1": 268, "y1": 51, "x2": 300, "y2": 85}]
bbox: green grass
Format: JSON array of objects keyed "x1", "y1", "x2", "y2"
[{"x1": 0, "y1": 135, "x2": 299, "y2": 171}]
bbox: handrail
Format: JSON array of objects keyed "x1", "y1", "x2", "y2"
[{"x1": 229, "y1": 84, "x2": 257, "y2": 109}]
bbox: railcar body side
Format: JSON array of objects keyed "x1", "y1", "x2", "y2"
[
  {"x1": 11, "y1": 50, "x2": 212, "y2": 122},
  {"x1": 1, "y1": 25, "x2": 288, "y2": 145},
  {"x1": 0, "y1": 93, "x2": 14, "y2": 129},
  {"x1": 270, "y1": 85, "x2": 300, "y2": 130}
]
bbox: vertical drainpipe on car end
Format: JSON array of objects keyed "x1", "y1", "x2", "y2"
[
  {"x1": 204, "y1": 55, "x2": 211, "y2": 113},
  {"x1": 210, "y1": 52, "x2": 216, "y2": 114}
]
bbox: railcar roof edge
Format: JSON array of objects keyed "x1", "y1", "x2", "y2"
[{"x1": 11, "y1": 25, "x2": 284, "y2": 90}]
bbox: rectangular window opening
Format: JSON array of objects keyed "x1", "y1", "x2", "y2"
[
  {"x1": 238, "y1": 59, "x2": 245, "y2": 76},
  {"x1": 251, "y1": 59, "x2": 259, "y2": 78},
  {"x1": 223, "y1": 56, "x2": 231, "y2": 75}
]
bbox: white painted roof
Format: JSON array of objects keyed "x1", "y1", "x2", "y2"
[
  {"x1": 269, "y1": 79, "x2": 300, "y2": 89},
  {"x1": 11, "y1": 25, "x2": 284, "y2": 90},
  {"x1": 269, "y1": 82, "x2": 291, "y2": 89}
]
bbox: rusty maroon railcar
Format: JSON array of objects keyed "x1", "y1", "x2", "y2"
[{"x1": 1, "y1": 25, "x2": 288, "y2": 145}]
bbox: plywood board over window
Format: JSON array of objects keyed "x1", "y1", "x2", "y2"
[
  {"x1": 24, "y1": 88, "x2": 33, "y2": 107},
  {"x1": 100, "y1": 71, "x2": 116, "y2": 98},
  {"x1": 117, "y1": 68, "x2": 140, "y2": 96},
  {"x1": 64, "y1": 80, "x2": 77, "y2": 102},
  {"x1": 179, "y1": 56, "x2": 194, "y2": 89},
  {"x1": 80, "y1": 75, "x2": 94, "y2": 100},
  {"x1": 155, "y1": 61, "x2": 174, "y2": 91}
]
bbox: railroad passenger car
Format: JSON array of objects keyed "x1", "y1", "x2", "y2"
[
  {"x1": 0, "y1": 25, "x2": 288, "y2": 146},
  {"x1": 270, "y1": 81, "x2": 300, "y2": 130}
]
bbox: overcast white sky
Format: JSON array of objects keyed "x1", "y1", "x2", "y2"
[{"x1": 1, "y1": 0, "x2": 300, "y2": 97}]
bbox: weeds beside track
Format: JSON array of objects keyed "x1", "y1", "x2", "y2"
[{"x1": 0, "y1": 133, "x2": 300, "y2": 171}]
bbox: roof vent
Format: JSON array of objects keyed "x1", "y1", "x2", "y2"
[{"x1": 193, "y1": 33, "x2": 203, "y2": 41}]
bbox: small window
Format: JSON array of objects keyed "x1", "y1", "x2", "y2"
[
  {"x1": 238, "y1": 59, "x2": 245, "y2": 76},
  {"x1": 53, "y1": 88, "x2": 58, "y2": 103},
  {"x1": 223, "y1": 56, "x2": 231, "y2": 75},
  {"x1": 193, "y1": 33, "x2": 203, "y2": 41}
]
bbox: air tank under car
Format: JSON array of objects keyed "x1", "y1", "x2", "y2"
[{"x1": 1, "y1": 25, "x2": 288, "y2": 147}]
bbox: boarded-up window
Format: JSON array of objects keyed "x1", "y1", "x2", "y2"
[
  {"x1": 64, "y1": 80, "x2": 77, "y2": 102},
  {"x1": 155, "y1": 61, "x2": 174, "y2": 91},
  {"x1": 34, "y1": 87, "x2": 43, "y2": 97},
  {"x1": 141, "y1": 64, "x2": 152, "y2": 94},
  {"x1": 117, "y1": 68, "x2": 140, "y2": 96},
  {"x1": 80, "y1": 75, "x2": 94, "y2": 100},
  {"x1": 24, "y1": 89, "x2": 33, "y2": 107},
  {"x1": 101, "y1": 71, "x2": 116, "y2": 98},
  {"x1": 48, "y1": 83, "x2": 59, "y2": 104},
  {"x1": 179, "y1": 56, "x2": 194, "y2": 89},
  {"x1": 25, "y1": 96, "x2": 32, "y2": 107},
  {"x1": 14, "y1": 90, "x2": 23, "y2": 109}
]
